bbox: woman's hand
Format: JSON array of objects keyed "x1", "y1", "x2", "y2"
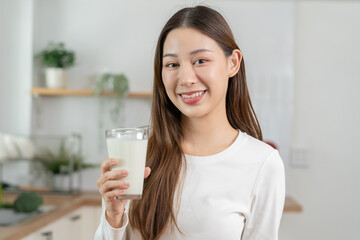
[{"x1": 96, "y1": 158, "x2": 151, "y2": 228}]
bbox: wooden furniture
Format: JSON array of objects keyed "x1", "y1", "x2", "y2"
[{"x1": 30, "y1": 88, "x2": 152, "y2": 98}]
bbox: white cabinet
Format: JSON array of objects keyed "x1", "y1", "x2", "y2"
[
  {"x1": 22, "y1": 206, "x2": 101, "y2": 240},
  {"x1": 62, "y1": 208, "x2": 83, "y2": 240},
  {"x1": 80, "y1": 206, "x2": 102, "y2": 240}
]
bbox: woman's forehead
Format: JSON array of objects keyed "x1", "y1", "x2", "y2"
[{"x1": 163, "y1": 27, "x2": 220, "y2": 56}]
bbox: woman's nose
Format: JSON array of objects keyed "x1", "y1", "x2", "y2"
[{"x1": 178, "y1": 63, "x2": 196, "y2": 86}]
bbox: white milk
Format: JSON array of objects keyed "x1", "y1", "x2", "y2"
[{"x1": 106, "y1": 138, "x2": 148, "y2": 198}]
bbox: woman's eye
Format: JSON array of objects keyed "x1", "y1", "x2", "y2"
[
  {"x1": 194, "y1": 59, "x2": 207, "y2": 65},
  {"x1": 165, "y1": 63, "x2": 179, "y2": 68}
]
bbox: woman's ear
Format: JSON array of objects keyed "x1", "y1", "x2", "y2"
[{"x1": 228, "y1": 49, "x2": 242, "y2": 78}]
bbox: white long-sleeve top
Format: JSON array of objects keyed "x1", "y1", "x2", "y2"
[{"x1": 95, "y1": 130, "x2": 285, "y2": 240}]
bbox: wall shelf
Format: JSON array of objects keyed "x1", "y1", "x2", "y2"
[
  {"x1": 284, "y1": 196, "x2": 302, "y2": 213},
  {"x1": 30, "y1": 88, "x2": 152, "y2": 98}
]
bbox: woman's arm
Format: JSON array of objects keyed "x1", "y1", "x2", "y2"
[
  {"x1": 94, "y1": 199, "x2": 128, "y2": 240},
  {"x1": 94, "y1": 158, "x2": 151, "y2": 240},
  {"x1": 242, "y1": 150, "x2": 286, "y2": 240}
]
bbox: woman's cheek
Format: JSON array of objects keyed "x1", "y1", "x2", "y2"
[{"x1": 163, "y1": 72, "x2": 177, "y2": 90}]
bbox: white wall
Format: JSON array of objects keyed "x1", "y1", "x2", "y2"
[
  {"x1": 279, "y1": 1, "x2": 360, "y2": 240},
  {"x1": 32, "y1": 0, "x2": 182, "y2": 91},
  {"x1": 0, "y1": 0, "x2": 33, "y2": 135}
]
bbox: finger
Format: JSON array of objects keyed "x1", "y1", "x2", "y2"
[
  {"x1": 144, "y1": 167, "x2": 151, "y2": 179},
  {"x1": 101, "y1": 158, "x2": 119, "y2": 175},
  {"x1": 97, "y1": 169, "x2": 128, "y2": 187},
  {"x1": 99, "y1": 180, "x2": 130, "y2": 195},
  {"x1": 104, "y1": 188, "x2": 125, "y2": 202}
]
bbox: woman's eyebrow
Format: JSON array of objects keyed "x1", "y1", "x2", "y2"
[
  {"x1": 163, "y1": 53, "x2": 177, "y2": 58},
  {"x1": 163, "y1": 49, "x2": 212, "y2": 58},
  {"x1": 190, "y1": 48, "x2": 212, "y2": 55}
]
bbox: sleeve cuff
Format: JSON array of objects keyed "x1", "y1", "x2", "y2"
[{"x1": 102, "y1": 210, "x2": 129, "y2": 239}]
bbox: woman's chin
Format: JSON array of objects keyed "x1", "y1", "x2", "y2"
[{"x1": 179, "y1": 108, "x2": 208, "y2": 120}]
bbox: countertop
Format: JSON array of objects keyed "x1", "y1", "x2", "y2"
[
  {"x1": 0, "y1": 192, "x2": 101, "y2": 240},
  {"x1": 0, "y1": 192, "x2": 301, "y2": 240}
]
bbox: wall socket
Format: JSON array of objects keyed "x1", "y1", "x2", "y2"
[{"x1": 291, "y1": 146, "x2": 309, "y2": 168}]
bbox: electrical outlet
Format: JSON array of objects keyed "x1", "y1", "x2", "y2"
[{"x1": 291, "y1": 146, "x2": 309, "y2": 168}]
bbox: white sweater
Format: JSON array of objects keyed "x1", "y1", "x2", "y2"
[{"x1": 95, "y1": 131, "x2": 285, "y2": 240}]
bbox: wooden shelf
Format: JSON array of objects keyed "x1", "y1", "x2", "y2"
[
  {"x1": 30, "y1": 88, "x2": 152, "y2": 98},
  {"x1": 284, "y1": 196, "x2": 302, "y2": 213}
]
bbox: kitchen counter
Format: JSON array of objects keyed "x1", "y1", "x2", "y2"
[
  {"x1": 0, "y1": 192, "x2": 301, "y2": 240},
  {"x1": 0, "y1": 192, "x2": 101, "y2": 240}
]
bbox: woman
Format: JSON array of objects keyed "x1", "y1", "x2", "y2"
[{"x1": 95, "y1": 5, "x2": 285, "y2": 240}]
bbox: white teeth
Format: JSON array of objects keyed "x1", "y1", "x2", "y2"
[{"x1": 181, "y1": 91, "x2": 205, "y2": 99}]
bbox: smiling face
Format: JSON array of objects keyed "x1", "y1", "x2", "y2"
[{"x1": 162, "y1": 27, "x2": 238, "y2": 120}]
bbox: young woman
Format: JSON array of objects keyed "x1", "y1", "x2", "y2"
[{"x1": 95, "y1": 5, "x2": 285, "y2": 240}]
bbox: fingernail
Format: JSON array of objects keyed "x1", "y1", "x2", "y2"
[
  {"x1": 121, "y1": 170, "x2": 128, "y2": 175},
  {"x1": 124, "y1": 182, "x2": 130, "y2": 187},
  {"x1": 111, "y1": 159, "x2": 118, "y2": 164}
]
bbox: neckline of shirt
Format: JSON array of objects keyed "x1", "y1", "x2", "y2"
[{"x1": 183, "y1": 130, "x2": 246, "y2": 164}]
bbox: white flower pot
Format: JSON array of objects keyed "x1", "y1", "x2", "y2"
[
  {"x1": 53, "y1": 173, "x2": 80, "y2": 192},
  {"x1": 45, "y1": 68, "x2": 67, "y2": 89}
]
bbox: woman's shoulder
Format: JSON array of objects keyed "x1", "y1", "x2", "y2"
[
  {"x1": 236, "y1": 130, "x2": 284, "y2": 178},
  {"x1": 234, "y1": 130, "x2": 282, "y2": 167},
  {"x1": 238, "y1": 131, "x2": 275, "y2": 154}
]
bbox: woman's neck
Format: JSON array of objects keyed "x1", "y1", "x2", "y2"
[{"x1": 181, "y1": 112, "x2": 238, "y2": 156}]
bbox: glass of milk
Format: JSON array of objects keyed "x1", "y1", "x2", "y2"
[{"x1": 105, "y1": 127, "x2": 148, "y2": 199}]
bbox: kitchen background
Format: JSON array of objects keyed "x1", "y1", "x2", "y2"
[{"x1": 0, "y1": 0, "x2": 359, "y2": 239}]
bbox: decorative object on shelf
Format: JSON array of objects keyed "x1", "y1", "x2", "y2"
[
  {"x1": 37, "y1": 42, "x2": 75, "y2": 89},
  {"x1": 33, "y1": 140, "x2": 83, "y2": 174},
  {"x1": 94, "y1": 72, "x2": 129, "y2": 97},
  {"x1": 94, "y1": 72, "x2": 129, "y2": 132},
  {"x1": 32, "y1": 134, "x2": 96, "y2": 192}
]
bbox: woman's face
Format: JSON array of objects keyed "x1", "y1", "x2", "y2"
[{"x1": 162, "y1": 27, "x2": 238, "y2": 120}]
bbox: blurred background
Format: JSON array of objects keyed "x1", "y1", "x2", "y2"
[{"x1": 0, "y1": 0, "x2": 359, "y2": 239}]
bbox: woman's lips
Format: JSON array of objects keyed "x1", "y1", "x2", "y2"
[{"x1": 178, "y1": 90, "x2": 206, "y2": 104}]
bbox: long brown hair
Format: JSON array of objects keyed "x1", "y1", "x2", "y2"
[{"x1": 129, "y1": 6, "x2": 262, "y2": 240}]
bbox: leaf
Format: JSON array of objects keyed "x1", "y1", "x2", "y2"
[
  {"x1": 37, "y1": 42, "x2": 75, "y2": 68},
  {"x1": 0, "y1": 202, "x2": 14, "y2": 209},
  {"x1": 32, "y1": 139, "x2": 95, "y2": 174}
]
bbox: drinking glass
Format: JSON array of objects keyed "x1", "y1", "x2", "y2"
[{"x1": 105, "y1": 127, "x2": 148, "y2": 199}]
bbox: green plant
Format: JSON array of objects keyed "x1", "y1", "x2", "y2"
[
  {"x1": 94, "y1": 72, "x2": 129, "y2": 126},
  {"x1": 0, "y1": 184, "x2": 11, "y2": 209},
  {"x1": 0, "y1": 184, "x2": 2, "y2": 205},
  {"x1": 33, "y1": 140, "x2": 96, "y2": 175},
  {"x1": 94, "y1": 73, "x2": 129, "y2": 97},
  {"x1": 13, "y1": 192, "x2": 43, "y2": 213},
  {"x1": 38, "y1": 42, "x2": 75, "y2": 68},
  {"x1": 0, "y1": 202, "x2": 13, "y2": 209},
  {"x1": 0, "y1": 192, "x2": 43, "y2": 213}
]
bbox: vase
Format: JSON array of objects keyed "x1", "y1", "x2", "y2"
[
  {"x1": 45, "y1": 68, "x2": 67, "y2": 89},
  {"x1": 52, "y1": 172, "x2": 80, "y2": 192}
]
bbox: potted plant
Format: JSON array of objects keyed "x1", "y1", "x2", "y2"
[
  {"x1": 33, "y1": 140, "x2": 96, "y2": 191},
  {"x1": 94, "y1": 72, "x2": 129, "y2": 125},
  {"x1": 94, "y1": 72, "x2": 129, "y2": 97},
  {"x1": 37, "y1": 42, "x2": 75, "y2": 89}
]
